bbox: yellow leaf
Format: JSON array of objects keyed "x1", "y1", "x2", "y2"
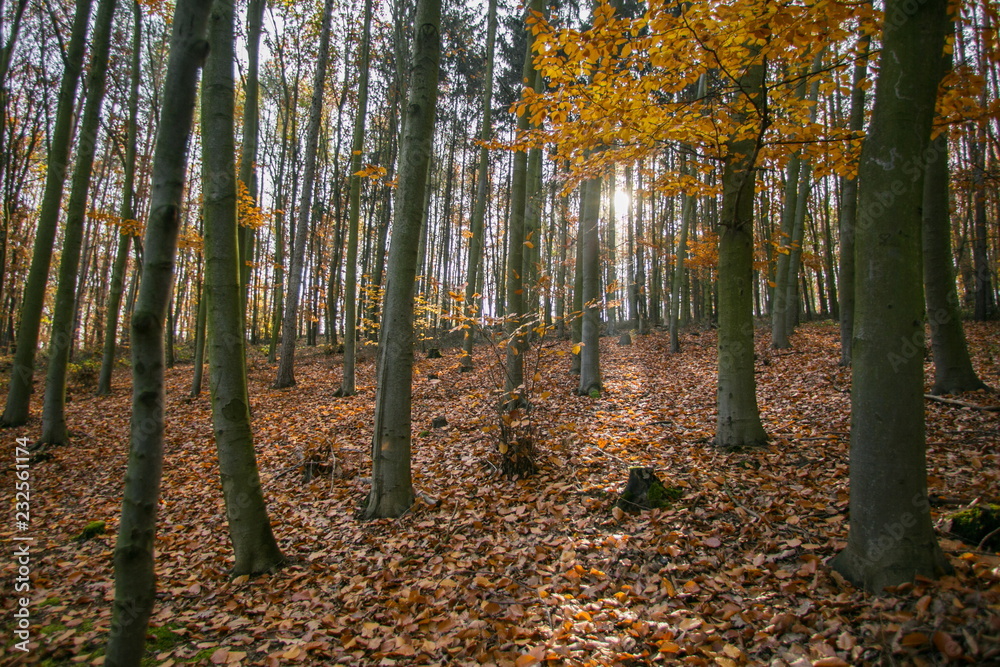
[{"x1": 571, "y1": 343, "x2": 582, "y2": 354}]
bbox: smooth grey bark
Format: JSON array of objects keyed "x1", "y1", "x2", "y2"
[
  {"x1": 364, "y1": 0, "x2": 440, "y2": 519},
  {"x1": 275, "y1": 0, "x2": 334, "y2": 388},
  {"x1": 830, "y1": 0, "x2": 952, "y2": 592},
  {"x1": 570, "y1": 220, "x2": 583, "y2": 375},
  {"x1": 923, "y1": 133, "x2": 987, "y2": 394},
  {"x1": 577, "y1": 175, "x2": 602, "y2": 396},
  {"x1": 460, "y1": 0, "x2": 497, "y2": 370},
  {"x1": 337, "y1": 0, "x2": 373, "y2": 397},
  {"x1": 971, "y1": 125, "x2": 994, "y2": 320},
  {"x1": 237, "y1": 0, "x2": 265, "y2": 320},
  {"x1": 201, "y1": 0, "x2": 284, "y2": 574},
  {"x1": 190, "y1": 277, "x2": 206, "y2": 396},
  {"x1": 105, "y1": 2, "x2": 211, "y2": 663},
  {"x1": 39, "y1": 0, "x2": 117, "y2": 445},
  {"x1": 715, "y1": 55, "x2": 768, "y2": 449},
  {"x1": 1, "y1": 0, "x2": 92, "y2": 427},
  {"x1": 98, "y1": 0, "x2": 142, "y2": 397},
  {"x1": 503, "y1": 0, "x2": 543, "y2": 404},
  {"x1": 669, "y1": 158, "x2": 692, "y2": 353},
  {"x1": 838, "y1": 32, "x2": 870, "y2": 366}
]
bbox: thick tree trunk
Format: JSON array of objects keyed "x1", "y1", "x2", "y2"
[
  {"x1": 1, "y1": 0, "x2": 92, "y2": 427},
  {"x1": 831, "y1": 0, "x2": 952, "y2": 592},
  {"x1": 275, "y1": 0, "x2": 334, "y2": 388},
  {"x1": 39, "y1": 0, "x2": 117, "y2": 445},
  {"x1": 201, "y1": 0, "x2": 284, "y2": 575},
  {"x1": 364, "y1": 0, "x2": 440, "y2": 519},
  {"x1": 715, "y1": 55, "x2": 768, "y2": 449},
  {"x1": 97, "y1": 0, "x2": 141, "y2": 397},
  {"x1": 338, "y1": 0, "x2": 373, "y2": 396},
  {"x1": 105, "y1": 2, "x2": 211, "y2": 662}
]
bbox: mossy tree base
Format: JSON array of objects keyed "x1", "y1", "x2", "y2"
[{"x1": 949, "y1": 504, "x2": 1000, "y2": 550}]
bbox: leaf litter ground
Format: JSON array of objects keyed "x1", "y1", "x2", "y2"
[{"x1": 1, "y1": 321, "x2": 998, "y2": 666}]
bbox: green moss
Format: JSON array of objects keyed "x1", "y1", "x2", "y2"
[
  {"x1": 73, "y1": 520, "x2": 106, "y2": 542},
  {"x1": 145, "y1": 623, "x2": 184, "y2": 652},
  {"x1": 646, "y1": 480, "x2": 683, "y2": 508},
  {"x1": 39, "y1": 596, "x2": 61, "y2": 607},
  {"x1": 950, "y1": 504, "x2": 1000, "y2": 550},
  {"x1": 40, "y1": 623, "x2": 67, "y2": 635},
  {"x1": 589, "y1": 388, "x2": 600, "y2": 399}
]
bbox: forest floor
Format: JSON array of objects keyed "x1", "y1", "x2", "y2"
[{"x1": 1, "y1": 320, "x2": 999, "y2": 667}]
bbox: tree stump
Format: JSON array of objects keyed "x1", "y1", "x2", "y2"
[{"x1": 617, "y1": 466, "x2": 678, "y2": 511}]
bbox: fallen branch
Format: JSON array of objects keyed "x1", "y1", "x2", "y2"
[{"x1": 924, "y1": 394, "x2": 1000, "y2": 412}]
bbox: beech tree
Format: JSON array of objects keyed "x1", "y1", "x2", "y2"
[
  {"x1": 39, "y1": 0, "x2": 117, "y2": 445},
  {"x1": 202, "y1": 0, "x2": 284, "y2": 575},
  {"x1": 1, "y1": 0, "x2": 92, "y2": 427},
  {"x1": 831, "y1": 0, "x2": 952, "y2": 592},
  {"x1": 365, "y1": 0, "x2": 441, "y2": 519},
  {"x1": 105, "y1": 0, "x2": 212, "y2": 661}
]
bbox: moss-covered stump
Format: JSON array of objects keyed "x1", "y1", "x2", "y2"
[
  {"x1": 617, "y1": 466, "x2": 682, "y2": 512},
  {"x1": 73, "y1": 520, "x2": 106, "y2": 542},
  {"x1": 948, "y1": 504, "x2": 1000, "y2": 550}
]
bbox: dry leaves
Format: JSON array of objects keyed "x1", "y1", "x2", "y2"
[{"x1": 1, "y1": 321, "x2": 998, "y2": 665}]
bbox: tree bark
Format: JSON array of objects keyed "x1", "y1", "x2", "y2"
[
  {"x1": 715, "y1": 54, "x2": 768, "y2": 449},
  {"x1": 274, "y1": 0, "x2": 335, "y2": 388},
  {"x1": 337, "y1": 0, "x2": 373, "y2": 397},
  {"x1": 105, "y1": 1, "x2": 211, "y2": 662},
  {"x1": 577, "y1": 175, "x2": 602, "y2": 396},
  {"x1": 97, "y1": 0, "x2": 142, "y2": 397},
  {"x1": 831, "y1": 0, "x2": 952, "y2": 592},
  {"x1": 1, "y1": 0, "x2": 92, "y2": 427},
  {"x1": 237, "y1": 0, "x2": 265, "y2": 324},
  {"x1": 201, "y1": 0, "x2": 284, "y2": 575},
  {"x1": 364, "y1": 0, "x2": 441, "y2": 520},
  {"x1": 39, "y1": 0, "x2": 117, "y2": 445},
  {"x1": 838, "y1": 30, "x2": 871, "y2": 366}
]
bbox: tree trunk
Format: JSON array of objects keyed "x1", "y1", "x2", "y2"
[
  {"x1": 97, "y1": 1, "x2": 141, "y2": 397},
  {"x1": 105, "y1": 2, "x2": 211, "y2": 662},
  {"x1": 838, "y1": 30, "x2": 871, "y2": 366},
  {"x1": 275, "y1": 0, "x2": 334, "y2": 388},
  {"x1": 923, "y1": 133, "x2": 986, "y2": 394},
  {"x1": 201, "y1": 0, "x2": 284, "y2": 574},
  {"x1": 238, "y1": 0, "x2": 265, "y2": 324},
  {"x1": 338, "y1": 0, "x2": 374, "y2": 396},
  {"x1": 190, "y1": 276, "x2": 206, "y2": 396},
  {"x1": 578, "y1": 175, "x2": 602, "y2": 396},
  {"x1": 459, "y1": 0, "x2": 497, "y2": 370},
  {"x1": 364, "y1": 0, "x2": 440, "y2": 519},
  {"x1": 831, "y1": 0, "x2": 952, "y2": 592},
  {"x1": 715, "y1": 54, "x2": 768, "y2": 449},
  {"x1": 39, "y1": 0, "x2": 117, "y2": 445},
  {"x1": 669, "y1": 158, "x2": 692, "y2": 353},
  {"x1": 1, "y1": 0, "x2": 92, "y2": 427}
]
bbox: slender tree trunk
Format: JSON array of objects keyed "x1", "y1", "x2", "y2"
[
  {"x1": 337, "y1": 0, "x2": 373, "y2": 396},
  {"x1": 190, "y1": 275, "x2": 206, "y2": 396},
  {"x1": 831, "y1": 0, "x2": 952, "y2": 592},
  {"x1": 923, "y1": 134, "x2": 987, "y2": 393},
  {"x1": 504, "y1": 0, "x2": 543, "y2": 404},
  {"x1": 275, "y1": 0, "x2": 334, "y2": 388},
  {"x1": 364, "y1": 0, "x2": 440, "y2": 520},
  {"x1": 202, "y1": 0, "x2": 284, "y2": 574},
  {"x1": 838, "y1": 31, "x2": 871, "y2": 366},
  {"x1": 459, "y1": 0, "x2": 496, "y2": 370},
  {"x1": 105, "y1": 2, "x2": 211, "y2": 662},
  {"x1": 577, "y1": 175, "x2": 602, "y2": 396},
  {"x1": 238, "y1": 0, "x2": 265, "y2": 324},
  {"x1": 669, "y1": 158, "x2": 692, "y2": 353},
  {"x1": 715, "y1": 54, "x2": 768, "y2": 449},
  {"x1": 39, "y1": 0, "x2": 117, "y2": 445},
  {"x1": 1, "y1": 0, "x2": 92, "y2": 427},
  {"x1": 98, "y1": 1, "x2": 141, "y2": 396}
]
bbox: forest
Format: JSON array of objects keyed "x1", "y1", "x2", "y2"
[{"x1": 0, "y1": 0, "x2": 998, "y2": 663}]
